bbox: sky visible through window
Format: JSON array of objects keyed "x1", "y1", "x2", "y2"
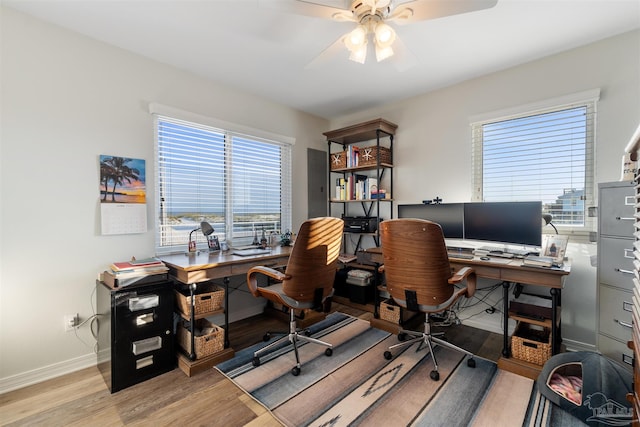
[
  {"x1": 481, "y1": 106, "x2": 587, "y2": 225},
  {"x1": 157, "y1": 119, "x2": 284, "y2": 246}
]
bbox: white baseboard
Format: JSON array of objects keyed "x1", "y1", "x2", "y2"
[{"x1": 0, "y1": 352, "x2": 97, "y2": 395}]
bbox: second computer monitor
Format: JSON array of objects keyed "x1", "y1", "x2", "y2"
[
  {"x1": 463, "y1": 201, "x2": 542, "y2": 247},
  {"x1": 397, "y1": 203, "x2": 465, "y2": 238}
]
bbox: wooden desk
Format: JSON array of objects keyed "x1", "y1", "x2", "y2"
[
  {"x1": 159, "y1": 246, "x2": 292, "y2": 375},
  {"x1": 363, "y1": 248, "x2": 571, "y2": 377},
  {"x1": 449, "y1": 256, "x2": 571, "y2": 378}
]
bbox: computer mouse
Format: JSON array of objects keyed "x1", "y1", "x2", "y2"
[{"x1": 480, "y1": 256, "x2": 490, "y2": 261}]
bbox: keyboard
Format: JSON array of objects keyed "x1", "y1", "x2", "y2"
[
  {"x1": 232, "y1": 248, "x2": 270, "y2": 256},
  {"x1": 448, "y1": 252, "x2": 474, "y2": 260}
]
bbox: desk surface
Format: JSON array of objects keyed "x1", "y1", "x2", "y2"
[
  {"x1": 360, "y1": 246, "x2": 570, "y2": 288},
  {"x1": 159, "y1": 246, "x2": 293, "y2": 283}
]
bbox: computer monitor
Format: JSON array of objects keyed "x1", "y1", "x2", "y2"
[
  {"x1": 397, "y1": 203, "x2": 465, "y2": 239},
  {"x1": 463, "y1": 201, "x2": 542, "y2": 247}
]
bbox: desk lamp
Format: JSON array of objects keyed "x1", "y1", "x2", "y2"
[
  {"x1": 543, "y1": 214, "x2": 558, "y2": 234},
  {"x1": 188, "y1": 221, "x2": 215, "y2": 253}
]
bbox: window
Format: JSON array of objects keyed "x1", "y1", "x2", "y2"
[
  {"x1": 151, "y1": 106, "x2": 292, "y2": 253},
  {"x1": 471, "y1": 90, "x2": 599, "y2": 235}
]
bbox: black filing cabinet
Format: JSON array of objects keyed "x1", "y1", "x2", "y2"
[{"x1": 97, "y1": 279, "x2": 175, "y2": 393}]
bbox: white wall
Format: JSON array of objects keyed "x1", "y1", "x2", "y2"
[
  {"x1": 330, "y1": 29, "x2": 640, "y2": 349},
  {"x1": 0, "y1": 6, "x2": 329, "y2": 392},
  {"x1": 2, "y1": 4, "x2": 639, "y2": 392}
]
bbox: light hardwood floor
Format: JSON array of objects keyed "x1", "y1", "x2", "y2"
[{"x1": 0, "y1": 302, "x2": 502, "y2": 426}]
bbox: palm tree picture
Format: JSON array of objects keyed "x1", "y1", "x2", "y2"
[{"x1": 99, "y1": 155, "x2": 146, "y2": 204}]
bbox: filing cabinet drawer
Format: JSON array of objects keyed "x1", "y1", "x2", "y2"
[
  {"x1": 598, "y1": 334, "x2": 633, "y2": 372},
  {"x1": 598, "y1": 285, "x2": 633, "y2": 341},
  {"x1": 598, "y1": 236, "x2": 634, "y2": 290},
  {"x1": 598, "y1": 182, "x2": 635, "y2": 237}
]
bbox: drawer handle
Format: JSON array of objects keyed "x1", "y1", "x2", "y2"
[
  {"x1": 614, "y1": 318, "x2": 632, "y2": 328},
  {"x1": 136, "y1": 313, "x2": 155, "y2": 326},
  {"x1": 616, "y1": 268, "x2": 634, "y2": 275},
  {"x1": 136, "y1": 355, "x2": 154, "y2": 370},
  {"x1": 622, "y1": 353, "x2": 633, "y2": 366},
  {"x1": 615, "y1": 217, "x2": 635, "y2": 221},
  {"x1": 623, "y1": 301, "x2": 633, "y2": 312}
]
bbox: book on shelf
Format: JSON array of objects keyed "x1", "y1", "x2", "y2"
[
  {"x1": 338, "y1": 253, "x2": 358, "y2": 263},
  {"x1": 111, "y1": 257, "x2": 164, "y2": 272}
]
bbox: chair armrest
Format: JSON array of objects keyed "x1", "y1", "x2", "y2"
[
  {"x1": 246, "y1": 266, "x2": 291, "y2": 297},
  {"x1": 448, "y1": 266, "x2": 476, "y2": 298}
]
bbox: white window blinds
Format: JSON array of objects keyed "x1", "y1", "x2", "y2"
[
  {"x1": 471, "y1": 92, "x2": 597, "y2": 232},
  {"x1": 154, "y1": 114, "x2": 292, "y2": 253}
]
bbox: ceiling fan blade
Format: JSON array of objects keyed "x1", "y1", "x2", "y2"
[
  {"x1": 304, "y1": 35, "x2": 347, "y2": 69},
  {"x1": 258, "y1": 0, "x2": 350, "y2": 20},
  {"x1": 388, "y1": 35, "x2": 419, "y2": 72},
  {"x1": 391, "y1": 0, "x2": 498, "y2": 24}
]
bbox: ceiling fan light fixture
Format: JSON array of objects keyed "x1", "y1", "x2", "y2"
[
  {"x1": 375, "y1": 44, "x2": 393, "y2": 62},
  {"x1": 349, "y1": 41, "x2": 368, "y2": 63},
  {"x1": 344, "y1": 25, "x2": 367, "y2": 51},
  {"x1": 374, "y1": 22, "x2": 395, "y2": 48}
]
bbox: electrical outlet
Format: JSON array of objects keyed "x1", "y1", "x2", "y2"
[{"x1": 64, "y1": 314, "x2": 78, "y2": 331}]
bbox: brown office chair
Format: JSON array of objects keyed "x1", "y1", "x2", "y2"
[
  {"x1": 380, "y1": 218, "x2": 477, "y2": 381},
  {"x1": 246, "y1": 216, "x2": 344, "y2": 376}
]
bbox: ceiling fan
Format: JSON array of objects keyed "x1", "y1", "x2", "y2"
[{"x1": 267, "y1": 0, "x2": 498, "y2": 69}]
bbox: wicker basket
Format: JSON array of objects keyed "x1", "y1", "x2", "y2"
[
  {"x1": 359, "y1": 146, "x2": 391, "y2": 166},
  {"x1": 175, "y1": 282, "x2": 224, "y2": 316},
  {"x1": 177, "y1": 318, "x2": 224, "y2": 359},
  {"x1": 379, "y1": 299, "x2": 413, "y2": 324},
  {"x1": 511, "y1": 322, "x2": 552, "y2": 365},
  {"x1": 330, "y1": 152, "x2": 346, "y2": 170}
]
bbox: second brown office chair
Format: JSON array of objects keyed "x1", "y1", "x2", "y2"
[
  {"x1": 380, "y1": 218, "x2": 477, "y2": 381},
  {"x1": 246, "y1": 216, "x2": 344, "y2": 376}
]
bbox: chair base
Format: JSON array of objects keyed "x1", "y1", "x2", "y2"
[
  {"x1": 253, "y1": 308, "x2": 333, "y2": 376},
  {"x1": 384, "y1": 319, "x2": 475, "y2": 381}
]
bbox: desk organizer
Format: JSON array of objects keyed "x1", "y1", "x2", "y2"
[
  {"x1": 177, "y1": 318, "x2": 224, "y2": 359},
  {"x1": 175, "y1": 282, "x2": 224, "y2": 316},
  {"x1": 511, "y1": 321, "x2": 552, "y2": 365}
]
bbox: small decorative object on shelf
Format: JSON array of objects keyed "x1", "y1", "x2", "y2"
[{"x1": 280, "y1": 230, "x2": 292, "y2": 246}]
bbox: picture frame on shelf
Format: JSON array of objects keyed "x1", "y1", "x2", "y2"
[
  {"x1": 542, "y1": 234, "x2": 568, "y2": 265},
  {"x1": 207, "y1": 235, "x2": 221, "y2": 252}
]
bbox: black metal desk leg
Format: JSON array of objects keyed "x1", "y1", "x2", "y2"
[
  {"x1": 189, "y1": 283, "x2": 197, "y2": 361},
  {"x1": 224, "y1": 276, "x2": 230, "y2": 348},
  {"x1": 502, "y1": 281, "x2": 510, "y2": 357},
  {"x1": 550, "y1": 287, "x2": 560, "y2": 354}
]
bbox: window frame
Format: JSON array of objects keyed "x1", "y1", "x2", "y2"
[
  {"x1": 470, "y1": 89, "x2": 600, "y2": 238},
  {"x1": 150, "y1": 103, "x2": 294, "y2": 254}
]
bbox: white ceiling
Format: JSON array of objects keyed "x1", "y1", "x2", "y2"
[{"x1": 4, "y1": 0, "x2": 640, "y2": 119}]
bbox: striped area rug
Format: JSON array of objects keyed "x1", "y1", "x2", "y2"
[{"x1": 216, "y1": 312, "x2": 581, "y2": 427}]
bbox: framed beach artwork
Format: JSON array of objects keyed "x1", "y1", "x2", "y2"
[{"x1": 99, "y1": 155, "x2": 147, "y2": 235}]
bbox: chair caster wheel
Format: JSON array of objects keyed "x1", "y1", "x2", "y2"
[
  {"x1": 398, "y1": 333, "x2": 407, "y2": 341},
  {"x1": 430, "y1": 370, "x2": 440, "y2": 381},
  {"x1": 262, "y1": 333, "x2": 271, "y2": 342},
  {"x1": 467, "y1": 358, "x2": 476, "y2": 368},
  {"x1": 384, "y1": 351, "x2": 393, "y2": 360},
  {"x1": 304, "y1": 329, "x2": 312, "y2": 337},
  {"x1": 325, "y1": 348, "x2": 333, "y2": 356},
  {"x1": 292, "y1": 366, "x2": 301, "y2": 376},
  {"x1": 252, "y1": 356, "x2": 261, "y2": 367}
]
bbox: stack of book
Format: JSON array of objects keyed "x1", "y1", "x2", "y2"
[{"x1": 103, "y1": 257, "x2": 169, "y2": 287}]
